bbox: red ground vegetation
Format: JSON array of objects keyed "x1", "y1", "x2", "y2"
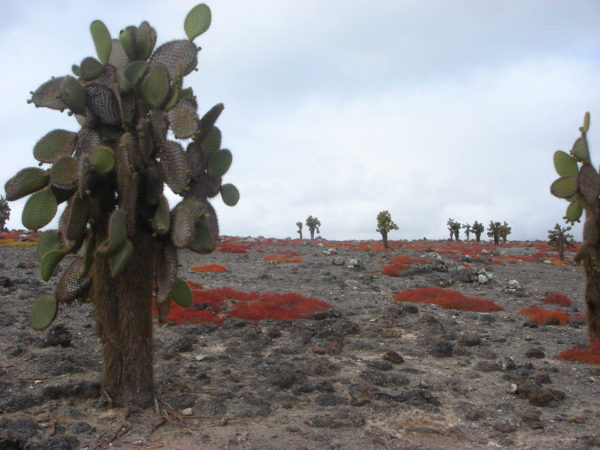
[
  {"x1": 276, "y1": 249, "x2": 300, "y2": 256},
  {"x1": 518, "y1": 256, "x2": 536, "y2": 262},
  {"x1": 391, "y1": 255, "x2": 430, "y2": 265},
  {"x1": 264, "y1": 255, "x2": 304, "y2": 263},
  {"x1": 544, "y1": 292, "x2": 573, "y2": 307},
  {"x1": 555, "y1": 340, "x2": 600, "y2": 365},
  {"x1": 190, "y1": 264, "x2": 228, "y2": 273},
  {"x1": 229, "y1": 292, "x2": 332, "y2": 321},
  {"x1": 517, "y1": 306, "x2": 571, "y2": 325},
  {"x1": 392, "y1": 287, "x2": 505, "y2": 313},
  {"x1": 491, "y1": 259, "x2": 505, "y2": 265},
  {"x1": 218, "y1": 244, "x2": 249, "y2": 253}
]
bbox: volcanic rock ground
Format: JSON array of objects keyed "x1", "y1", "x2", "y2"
[{"x1": 1, "y1": 238, "x2": 600, "y2": 450}]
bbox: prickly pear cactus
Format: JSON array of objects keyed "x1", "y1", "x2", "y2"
[
  {"x1": 0, "y1": 196, "x2": 9, "y2": 231},
  {"x1": 463, "y1": 223, "x2": 472, "y2": 241},
  {"x1": 4, "y1": 3, "x2": 238, "y2": 407},
  {"x1": 296, "y1": 221, "x2": 303, "y2": 240},
  {"x1": 548, "y1": 223, "x2": 575, "y2": 262},
  {"x1": 305, "y1": 215, "x2": 321, "y2": 240},
  {"x1": 447, "y1": 218, "x2": 461, "y2": 241},
  {"x1": 550, "y1": 112, "x2": 600, "y2": 342},
  {"x1": 498, "y1": 221, "x2": 511, "y2": 244},
  {"x1": 376, "y1": 210, "x2": 398, "y2": 249},
  {"x1": 487, "y1": 221, "x2": 501, "y2": 245},
  {"x1": 472, "y1": 221, "x2": 484, "y2": 242}
]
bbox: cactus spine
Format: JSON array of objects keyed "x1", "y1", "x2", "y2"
[
  {"x1": 5, "y1": 4, "x2": 239, "y2": 407},
  {"x1": 305, "y1": 215, "x2": 321, "y2": 240},
  {"x1": 548, "y1": 223, "x2": 575, "y2": 262},
  {"x1": 376, "y1": 210, "x2": 398, "y2": 249},
  {"x1": 0, "y1": 196, "x2": 9, "y2": 231},
  {"x1": 296, "y1": 221, "x2": 303, "y2": 240},
  {"x1": 550, "y1": 112, "x2": 600, "y2": 343}
]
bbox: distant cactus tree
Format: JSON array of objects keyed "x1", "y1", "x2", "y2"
[
  {"x1": 0, "y1": 196, "x2": 10, "y2": 231},
  {"x1": 550, "y1": 112, "x2": 600, "y2": 343},
  {"x1": 3, "y1": 4, "x2": 240, "y2": 407},
  {"x1": 463, "y1": 223, "x2": 472, "y2": 241},
  {"x1": 498, "y1": 221, "x2": 511, "y2": 244},
  {"x1": 376, "y1": 210, "x2": 398, "y2": 249},
  {"x1": 472, "y1": 221, "x2": 484, "y2": 242},
  {"x1": 305, "y1": 215, "x2": 321, "y2": 240},
  {"x1": 447, "y1": 218, "x2": 461, "y2": 241},
  {"x1": 487, "y1": 221, "x2": 501, "y2": 245},
  {"x1": 548, "y1": 223, "x2": 575, "y2": 262},
  {"x1": 296, "y1": 221, "x2": 303, "y2": 240}
]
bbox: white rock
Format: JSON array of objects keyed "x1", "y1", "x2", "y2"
[
  {"x1": 477, "y1": 274, "x2": 488, "y2": 284},
  {"x1": 421, "y1": 252, "x2": 441, "y2": 261},
  {"x1": 507, "y1": 280, "x2": 521, "y2": 290},
  {"x1": 182, "y1": 408, "x2": 193, "y2": 416},
  {"x1": 195, "y1": 354, "x2": 206, "y2": 361}
]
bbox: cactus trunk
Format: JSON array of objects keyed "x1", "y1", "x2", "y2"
[
  {"x1": 584, "y1": 264, "x2": 600, "y2": 342},
  {"x1": 310, "y1": 229, "x2": 315, "y2": 240},
  {"x1": 381, "y1": 230, "x2": 388, "y2": 249},
  {"x1": 559, "y1": 240, "x2": 565, "y2": 261}
]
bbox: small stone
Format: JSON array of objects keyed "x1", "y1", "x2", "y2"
[
  {"x1": 332, "y1": 257, "x2": 345, "y2": 266},
  {"x1": 267, "y1": 329, "x2": 282, "y2": 338},
  {"x1": 196, "y1": 354, "x2": 207, "y2": 361},
  {"x1": 382, "y1": 351, "x2": 404, "y2": 364},
  {"x1": 493, "y1": 416, "x2": 520, "y2": 433},
  {"x1": 508, "y1": 384, "x2": 518, "y2": 394},
  {"x1": 402, "y1": 305, "x2": 419, "y2": 314},
  {"x1": 500, "y1": 357, "x2": 517, "y2": 371},
  {"x1": 474, "y1": 361, "x2": 500, "y2": 372},
  {"x1": 534, "y1": 373, "x2": 552, "y2": 385},
  {"x1": 182, "y1": 408, "x2": 193, "y2": 416},
  {"x1": 429, "y1": 340, "x2": 453, "y2": 358},
  {"x1": 459, "y1": 332, "x2": 481, "y2": 347},
  {"x1": 312, "y1": 346, "x2": 326, "y2": 355},
  {"x1": 507, "y1": 280, "x2": 521, "y2": 290},
  {"x1": 477, "y1": 274, "x2": 488, "y2": 284},
  {"x1": 219, "y1": 417, "x2": 228, "y2": 426},
  {"x1": 567, "y1": 416, "x2": 585, "y2": 424},
  {"x1": 366, "y1": 360, "x2": 393, "y2": 371},
  {"x1": 526, "y1": 348, "x2": 545, "y2": 359}
]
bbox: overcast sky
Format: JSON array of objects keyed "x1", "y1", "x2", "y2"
[{"x1": 1, "y1": 0, "x2": 599, "y2": 242}]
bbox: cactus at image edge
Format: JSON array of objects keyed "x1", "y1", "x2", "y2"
[
  {"x1": 296, "y1": 221, "x2": 303, "y2": 240},
  {"x1": 4, "y1": 3, "x2": 239, "y2": 408},
  {"x1": 472, "y1": 221, "x2": 484, "y2": 242},
  {"x1": 548, "y1": 223, "x2": 575, "y2": 262},
  {"x1": 376, "y1": 210, "x2": 398, "y2": 249},
  {"x1": 0, "y1": 196, "x2": 10, "y2": 231},
  {"x1": 305, "y1": 215, "x2": 321, "y2": 240},
  {"x1": 550, "y1": 112, "x2": 600, "y2": 343}
]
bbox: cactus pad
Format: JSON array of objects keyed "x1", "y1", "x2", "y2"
[
  {"x1": 186, "y1": 141, "x2": 205, "y2": 177},
  {"x1": 574, "y1": 241, "x2": 589, "y2": 263},
  {"x1": 40, "y1": 250, "x2": 67, "y2": 282},
  {"x1": 202, "y1": 126, "x2": 221, "y2": 157},
  {"x1": 91, "y1": 145, "x2": 115, "y2": 174},
  {"x1": 85, "y1": 84, "x2": 122, "y2": 125},
  {"x1": 109, "y1": 239, "x2": 133, "y2": 278},
  {"x1": 583, "y1": 112, "x2": 590, "y2": 133},
  {"x1": 550, "y1": 176, "x2": 578, "y2": 199},
  {"x1": 142, "y1": 63, "x2": 169, "y2": 108},
  {"x1": 119, "y1": 26, "x2": 137, "y2": 61},
  {"x1": 50, "y1": 156, "x2": 79, "y2": 190},
  {"x1": 205, "y1": 176, "x2": 222, "y2": 198},
  {"x1": 55, "y1": 257, "x2": 92, "y2": 303},
  {"x1": 151, "y1": 194, "x2": 171, "y2": 235},
  {"x1": 80, "y1": 57, "x2": 105, "y2": 81},
  {"x1": 207, "y1": 149, "x2": 232, "y2": 178},
  {"x1": 37, "y1": 230, "x2": 63, "y2": 263},
  {"x1": 578, "y1": 164, "x2": 600, "y2": 205},
  {"x1": 136, "y1": 21, "x2": 156, "y2": 61},
  {"x1": 5, "y1": 167, "x2": 49, "y2": 201},
  {"x1": 155, "y1": 242, "x2": 178, "y2": 305},
  {"x1": 198, "y1": 103, "x2": 224, "y2": 141},
  {"x1": 90, "y1": 20, "x2": 112, "y2": 64},
  {"x1": 161, "y1": 140, "x2": 191, "y2": 194},
  {"x1": 66, "y1": 193, "x2": 90, "y2": 241},
  {"x1": 22, "y1": 188, "x2": 58, "y2": 230},
  {"x1": 108, "y1": 39, "x2": 130, "y2": 71},
  {"x1": 572, "y1": 137, "x2": 590, "y2": 161},
  {"x1": 31, "y1": 76, "x2": 67, "y2": 110},
  {"x1": 148, "y1": 40, "x2": 198, "y2": 78},
  {"x1": 74, "y1": 128, "x2": 102, "y2": 157},
  {"x1": 220, "y1": 183, "x2": 240, "y2": 206},
  {"x1": 566, "y1": 201, "x2": 583, "y2": 224},
  {"x1": 124, "y1": 61, "x2": 148, "y2": 85},
  {"x1": 96, "y1": 209, "x2": 127, "y2": 259},
  {"x1": 31, "y1": 295, "x2": 58, "y2": 331},
  {"x1": 170, "y1": 206, "x2": 194, "y2": 248},
  {"x1": 553, "y1": 150, "x2": 578, "y2": 177},
  {"x1": 184, "y1": 4, "x2": 211, "y2": 41},
  {"x1": 171, "y1": 278, "x2": 192, "y2": 308},
  {"x1": 33, "y1": 129, "x2": 78, "y2": 164},
  {"x1": 60, "y1": 76, "x2": 87, "y2": 115},
  {"x1": 167, "y1": 99, "x2": 198, "y2": 139}
]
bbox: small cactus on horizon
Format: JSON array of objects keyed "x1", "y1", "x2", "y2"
[
  {"x1": 487, "y1": 221, "x2": 501, "y2": 245},
  {"x1": 472, "y1": 221, "x2": 484, "y2": 242},
  {"x1": 550, "y1": 112, "x2": 600, "y2": 343},
  {"x1": 498, "y1": 221, "x2": 511, "y2": 244},
  {"x1": 296, "y1": 222, "x2": 303, "y2": 240},
  {"x1": 447, "y1": 218, "x2": 461, "y2": 241},
  {"x1": 376, "y1": 210, "x2": 398, "y2": 249},
  {"x1": 0, "y1": 196, "x2": 10, "y2": 231},
  {"x1": 4, "y1": 4, "x2": 239, "y2": 408},
  {"x1": 548, "y1": 223, "x2": 575, "y2": 262},
  {"x1": 463, "y1": 223, "x2": 472, "y2": 241},
  {"x1": 305, "y1": 215, "x2": 321, "y2": 240}
]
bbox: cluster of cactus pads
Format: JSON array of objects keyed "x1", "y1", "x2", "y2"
[
  {"x1": 0, "y1": 196, "x2": 9, "y2": 231},
  {"x1": 4, "y1": 4, "x2": 237, "y2": 406},
  {"x1": 376, "y1": 210, "x2": 398, "y2": 249},
  {"x1": 548, "y1": 223, "x2": 575, "y2": 262},
  {"x1": 550, "y1": 112, "x2": 600, "y2": 342},
  {"x1": 305, "y1": 215, "x2": 321, "y2": 240}
]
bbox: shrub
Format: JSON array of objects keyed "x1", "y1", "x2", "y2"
[
  {"x1": 518, "y1": 306, "x2": 571, "y2": 325},
  {"x1": 544, "y1": 292, "x2": 572, "y2": 307},
  {"x1": 229, "y1": 292, "x2": 332, "y2": 321},
  {"x1": 391, "y1": 255, "x2": 429, "y2": 265},
  {"x1": 392, "y1": 287, "x2": 504, "y2": 312},
  {"x1": 555, "y1": 340, "x2": 600, "y2": 365},
  {"x1": 218, "y1": 244, "x2": 248, "y2": 254},
  {"x1": 191, "y1": 264, "x2": 227, "y2": 273}
]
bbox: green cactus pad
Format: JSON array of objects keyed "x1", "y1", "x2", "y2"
[
  {"x1": 578, "y1": 164, "x2": 600, "y2": 205},
  {"x1": 220, "y1": 183, "x2": 240, "y2": 206},
  {"x1": 5, "y1": 167, "x2": 49, "y2": 201},
  {"x1": 109, "y1": 238, "x2": 133, "y2": 278},
  {"x1": 186, "y1": 141, "x2": 205, "y2": 177},
  {"x1": 170, "y1": 206, "x2": 194, "y2": 248},
  {"x1": 184, "y1": 4, "x2": 211, "y2": 41},
  {"x1": 31, "y1": 295, "x2": 58, "y2": 331},
  {"x1": 202, "y1": 126, "x2": 221, "y2": 157},
  {"x1": 40, "y1": 250, "x2": 67, "y2": 282},
  {"x1": 37, "y1": 230, "x2": 63, "y2": 263},
  {"x1": 136, "y1": 21, "x2": 156, "y2": 61},
  {"x1": 72, "y1": 65, "x2": 81, "y2": 77},
  {"x1": 574, "y1": 241, "x2": 589, "y2": 264},
  {"x1": 73, "y1": 128, "x2": 102, "y2": 158},
  {"x1": 60, "y1": 76, "x2": 87, "y2": 115},
  {"x1": 152, "y1": 194, "x2": 171, "y2": 235},
  {"x1": 207, "y1": 149, "x2": 232, "y2": 178},
  {"x1": 96, "y1": 209, "x2": 127, "y2": 259},
  {"x1": 189, "y1": 221, "x2": 214, "y2": 253},
  {"x1": 80, "y1": 57, "x2": 105, "y2": 81},
  {"x1": 565, "y1": 201, "x2": 583, "y2": 224},
  {"x1": 108, "y1": 39, "x2": 130, "y2": 71},
  {"x1": 22, "y1": 188, "x2": 57, "y2": 231},
  {"x1": 33, "y1": 129, "x2": 78, "y2": 164},
  {"x1": 142, "y1": 63, "x2": 169, "y2": 108},
  {"x1": 80, "y1": 232, "x2": 96, "y2": 278},
  {"x1": 119, "y1": 26, "x2": 137, "y2": 61},
  {"x1": 155, "y1": 242, "x2": 178, "y2": 305},
  {"x1": 198, "y1": 103, "x2": 224, "y2": 142},
  {"x1": 205, "y1": 176, "x2": 222, "y2": 198},
  {"x1": 123, "y1": 61, "x2": 148, "y2": 85},
  {"x1": 164, "y1": 62, "x2": 184, "y2": 110},
  {"x1": 168, "y1": 99, "x2": 198, "y2": 139},
  {"x1": 75, "y1": 114, "x2": 87, "y2": 127},
  {"x1": 583, "y1": 111, "x2": 591, "y2": 133},
  {"x1": 66, "y1": 193, "x2": 90, "y2": 242},
  {"x1": 55, "y1": 257, "x2": 92, "y2": 304},
  {"x1": 171, "y1": 278, "x2": 192, "y2": 308},
  {"x1": 553, "y1": 150, "x2": 578, "y2": 177},
  {"x1": 161, "y1": 141, "x2": 191, "y2": 194},
  {"x1": 148, "y1": 40, "x2": 198, "y2": 78},
  {"x1": 85, "y1": 84, "x2": 121, "y2": 125},
  {"x1": 50, "y1": 156, "x2": 79, "y2": 190},
  {"x1": 91, "y1": 145, "x2": 115, "y2": 174},
  {"x1": 31, "y1": 76, "x2": 67, "y2": 110},
  {"x1": 550, "y1": 176, "x2": 578, "y2": 199},
  {"x1": 177, "y1": 199, "x2": 204, "y2": 221},
  {"x1": 571, "y1": 137, "x2": 590, "y2": 161},
  {"x1": 90, "y1": 20, "x2": 112, "y2": 64}
]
